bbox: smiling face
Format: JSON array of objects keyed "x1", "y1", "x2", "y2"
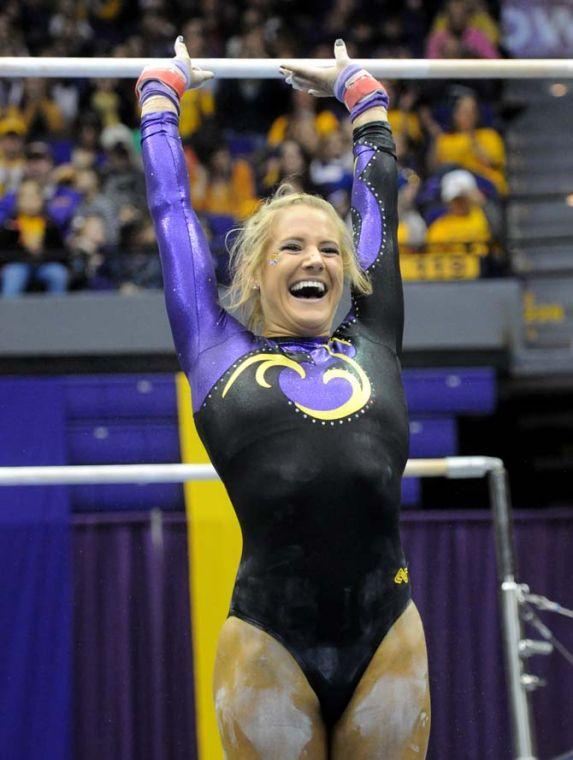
[{"x1": 258, "y1": 205, "x2": 344, "y2": 338}]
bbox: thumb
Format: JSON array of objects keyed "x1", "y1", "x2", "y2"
[
  {"x1": 334, "y1": 38, "x2": 349, "y2": 65},
  {"x1": 174, "y1": 35, "x2": 189, "y2": 58}
]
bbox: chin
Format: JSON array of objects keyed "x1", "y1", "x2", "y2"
[{"x1": 291, "y1": 310, "x2": 332, "y2": 335}]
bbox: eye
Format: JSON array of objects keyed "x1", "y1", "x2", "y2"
[
  {"x1": 280, "y1": 242, "x2": 302, "y2": 252},
  {"x1": 322, "y1": 246, "x2": 340, "y2": 255}
]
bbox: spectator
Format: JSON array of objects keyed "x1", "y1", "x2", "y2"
[
  {"x1": 100, "y1": 128, "x2": 146, "y2": 238},
  {"x1": 0, "y1": 141, "x2": 81, "y2": 229},
  {"x1": 0, "y1": 116, "x2": 27, "y2": 196},
  {"x1": 267, "y1": 90, "x2": 339, "y2": 149},
  {"x1": 426, "y1": 169, "x2": 492, "y2": 256},
  {"x1": 309, "y1": 129, "x2": 353, "y2": 215},
  {"x1": 67, "y1": 213, "x2": 114, "y2": 290},
  {"x1": 216, "y1": 27, "x2": 284, "y2": 132},
  {"x1": 398, "y1": 171, "x2": 427, "y2": 253},
  {"x1": 71, "y1": 112, "x2": 106, "y2": 171},
  {"x1": 192, "y1": 142, "x2": 259, "y2": 220},
  {"x1": 261, "y1": 139, "x2": 317, "y2": 196},
  {"x1": 116, "y1": 219, "x2": 163, "y2": 292},
  {"x1": 6, "y1": 78, "x2": 66, "y2": 139},
  {"x1": 430, "y1": 0, "x2": 499, "y2": 47},
  {"x1": 431, "y1": 90, "x2": 507, "y2": 194},
  {"x1": 88, "y1": 78, "x2": 128, "y2": 128},
  {"x1": 0, "y1": 179, "x2": 68, "y2": 296},
  {"x1": 73, "y1": 168, "x2": 119, "y2": 246},
  {"x1": 426, "y1": 0, "x2": 499, "y2": 59},
  {"x1": 387, "y1": 86, "x2": 424, "y2": 152},
  {"x1": 178, "y1": 19, "x2": 216, "y2": 140},
  {"x1": 25, "y1": 141, "x2": 81, "y2": 228}
]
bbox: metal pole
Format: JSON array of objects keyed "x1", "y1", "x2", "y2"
[
  {"x1": 489, "y1": 462, "x2": 537, "y2": 760},
  {"x1": 0, "y1": 457, "x2": 493, "y2": 486},
  {"x1": 1, "y1": 57, "x2": 573, "y2": 79}
]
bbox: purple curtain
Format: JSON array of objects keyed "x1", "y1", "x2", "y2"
[
  {"x1": 72, "y1": 509, "x2": 573, "y2": 760},
  {"x1": 72, "y1": 512, "x2": 196, "y2": 760},
  {"x1": 402, "y1": 509, "x2": 573, "y2": 760}
]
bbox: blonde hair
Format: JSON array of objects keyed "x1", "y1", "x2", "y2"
[{"x1": 227, "y1": 186, "x2": 372, "y2": 332}]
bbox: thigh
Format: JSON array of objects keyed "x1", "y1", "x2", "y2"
[
  {"x1": 332, "y1": 602, "x2": 431, "y2": 760},
  {"x1": 37, "y1": 262, "x2": 69, "y2": 293},
  {"x1": 213, "y1": 616, "x2": 327, "y2": 760},
  {"x1": 2, "y1": 263, "x2": 31, "y2": 296}
]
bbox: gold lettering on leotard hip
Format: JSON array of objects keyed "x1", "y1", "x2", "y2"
[
  {"x1": 220, "y1": 344, "x2": 371, "y2": 421},
  {"x1": 394, "y1": 567, "x2": 409, "y2": 584}
]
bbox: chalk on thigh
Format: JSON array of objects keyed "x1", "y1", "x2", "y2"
[
  {"x1": 332, "y1": 603, "x2": 431, "y2": 759},
  {"x1": 214, "y1": 617, "x2": 327, "y2": 760}
]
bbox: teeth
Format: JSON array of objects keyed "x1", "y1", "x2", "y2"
[{"x1": 290, "y1": 280, "x2": 326, "y2": 293}]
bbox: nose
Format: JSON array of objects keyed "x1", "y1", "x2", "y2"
[{"x1": 302, "y1": 246, "x2": 325, "y2": 270}]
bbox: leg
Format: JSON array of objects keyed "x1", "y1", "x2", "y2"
[
  {"x1": 36, "y1": 262, "x2": 69, "y2": 294},
  {"x1": 2, "y1": 263, "x2": 31, "y2": 297},
  {"x1": 332, "y1": 602, "x2": 431, "y2": 759},
  {"x1": 213, "y1": 616, "x2": 328, "y2": 760}
]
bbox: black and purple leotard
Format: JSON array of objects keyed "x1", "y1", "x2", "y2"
[{"x1": 141, "y1": 111, "x2": 410, "y2": 730}]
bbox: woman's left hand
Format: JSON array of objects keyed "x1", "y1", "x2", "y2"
[{"x1": 279, "y1": 39, "x2": 350, "y2": 97}]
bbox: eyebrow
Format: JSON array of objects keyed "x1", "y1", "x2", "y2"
[{"x1": 279, "y1": 237, "x2": 340, "y2": 246}]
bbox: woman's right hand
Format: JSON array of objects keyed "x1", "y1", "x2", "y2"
[
  {"x1": 137, "y1": 36, "x2": 214, "y2": 115},
  {"x1": 171, "y1": 36, "x2": 214, "y2": 91}
]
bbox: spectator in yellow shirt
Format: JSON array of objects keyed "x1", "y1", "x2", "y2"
[
  {"x1": 426, "y1": 169, "x2": 492, "y2": 256},
  {"x1": 267, "y1": 90, "x2": 339, "y2": 150},
  {"x1": 431, "y1": 91, "x2": 507, "y2": 194},
  {"x1": 0, "y1": 116, "x2": 27, "y2": 197},
  {"x1": 179, "y1": 18, "x2": 216, "y2": 140},
  {"x1": 7, "y1": 79, "x2": 66, "y2": 139},
  {"x1": 191, "y1": 143, "x2": 259, "y2": 221}
]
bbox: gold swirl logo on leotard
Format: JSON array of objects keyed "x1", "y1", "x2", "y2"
[{"x1": 221, "y1": 342, "x2": 371, "y2": 421}]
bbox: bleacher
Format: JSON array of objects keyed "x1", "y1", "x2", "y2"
[{"x1": 506, "y1": 80, "x2": 573, "y2": 275}]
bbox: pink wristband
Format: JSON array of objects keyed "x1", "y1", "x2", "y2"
[{"x1": 344, "y1": 73, "x2": 385, "y2": 110}]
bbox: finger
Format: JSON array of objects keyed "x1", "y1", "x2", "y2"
[
  {"x1": 280, "y1": 63, "x2": 331, "y2": 80},
  {"x1": 194, "y1": 70, "x2": 215, "y2": 83},
  {"x1": 279, "y1": 67, "x2": 314, "y2": 90},
  {"x1": 174, "y1": 35, "x2": 190, "y2": 58},
  {"x1": 334, "y1": 38, "x2": 350, "y2": 65}
]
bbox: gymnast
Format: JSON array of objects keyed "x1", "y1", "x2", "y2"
[{"x1": 138, "y1": 37, "x2": 430, "y2": 758}]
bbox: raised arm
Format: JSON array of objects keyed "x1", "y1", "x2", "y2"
[
  {"x1": 350, "y1": 119, "x2": 402, "y2": 354},
  {"x1": 138, "y1": 41, "x2": 243, "y2": 376},
  {"x1": 280, "y1": 41, "x2": 403, "y2": 355}
]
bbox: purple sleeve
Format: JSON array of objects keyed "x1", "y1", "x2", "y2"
[
  {"x1": 346, "y1": 121, "x2": 404, "y2": 355},
  {"x1": 141, "y1": 111, "x2": 243, "y2": 375}
]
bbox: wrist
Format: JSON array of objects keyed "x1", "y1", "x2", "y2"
[
  {"x1": 141, "y1": 95, "x2": 179, "y2": 116},
  {"x1": 136, "y1": 60, "x2": 190, "y2": 114},
  {"x1": 334, "y1": 64, "x2": 390, "y2": 121},
  {"x1": 352, "y1": 106, "x2": 388, "y2": 129}
]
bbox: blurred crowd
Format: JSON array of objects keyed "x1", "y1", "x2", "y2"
[{"x1": 0, "y1": 0, "x2": 508, "y2": 297}]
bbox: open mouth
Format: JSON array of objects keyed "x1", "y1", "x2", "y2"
[{"x1": 288, "y1": 280, "x2": 328, "y2": 300}]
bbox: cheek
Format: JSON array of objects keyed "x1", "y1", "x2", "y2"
[{"x1": 260, "y1": 264, "x2": 286, "y2": 300}]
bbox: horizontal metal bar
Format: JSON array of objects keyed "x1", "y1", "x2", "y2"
[
  {"x1": 0, "y1": 457, "x2": 502, "y2": 486},
  {"x1": 0, "y1": 463, "x2": 216, "y2": 486},
  {"x1": 1, "y1": 58, "x2": 573, "y2": 79}
]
